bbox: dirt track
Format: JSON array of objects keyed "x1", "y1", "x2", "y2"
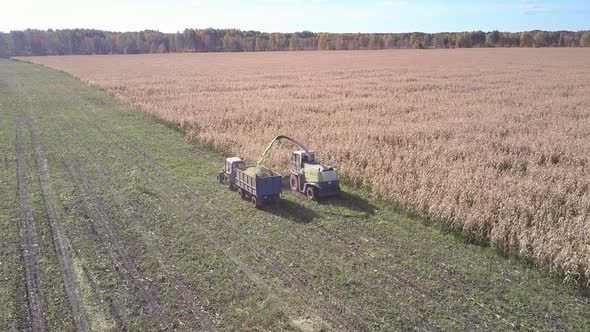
[
  {"x1": 54, "y1": 119, "x2": 169, "y2": 327},
  {"x1": 26, "y1": 109, "x2": 90, "y2": 331},
  {"x1": 55, "y1": 105, "x2": 218, "y2": 331},
  {"x1": 15, "y1": 112, "x2": 48, "y2": 332}
]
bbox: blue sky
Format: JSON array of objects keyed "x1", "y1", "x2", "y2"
[{"x1": 2, "y1": 0, "x2": 589, "y2": 33}]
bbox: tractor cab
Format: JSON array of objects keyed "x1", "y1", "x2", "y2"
[
  {"x1": 291, "y1": 150, "x2": 316, "y2": 171},
  {"x1": 219, "y1": 157, "x2": 245, "y2": 188},
  {"x1": 224, "y1": 157, "x2": 245, "y2": 173}
]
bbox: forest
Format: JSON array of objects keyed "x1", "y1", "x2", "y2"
[{"x1": 1, "y1": 28, "x2": 589, "y2": 57}]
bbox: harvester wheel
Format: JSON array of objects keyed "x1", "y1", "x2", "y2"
[
  {"x1": 306, "y1": 186, "x2": 318, "y2": 201},
  {"x1": 290, "y1": 174, "x2": 299, "y2": 191}
]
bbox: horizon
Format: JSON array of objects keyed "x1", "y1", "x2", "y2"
[{"x1": 2, "y1": 0, "x2": 589, "y2": 34}]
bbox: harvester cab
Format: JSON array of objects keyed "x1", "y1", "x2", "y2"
[{"x1": 292, "y1": 150, "x2": 316, "y2": 170}]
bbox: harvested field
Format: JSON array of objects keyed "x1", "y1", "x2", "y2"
[{"x1": 23, "y1": 48, "x2": 590, "y2": 280}]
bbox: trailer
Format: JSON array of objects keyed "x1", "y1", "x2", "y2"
[{"x1": 218, "y1": 158, "x2": 282, "y2": 208}]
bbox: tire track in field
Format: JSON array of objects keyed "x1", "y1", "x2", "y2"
[
  {"x1": 308, "y1": 223, "x2": 483, "y2": 329},
  {"x1": 317, "y1": 222, "x2": 507, "y2": 328},
  {"x1": 78, "y1": 262, "x2": 128, "y2": 331},
  {"x1": 22, "y1": 107, "x2": 90, "y2": 332},
  {"x1": 76, "y1": 108, "x2": 362, "y2": 331},
  {"x1": 36, "y1": 112, "x2": 170, "y2": 330},
  {"x1": 308, "y1": 197, "x2": 520, "y2": 328},
  {"x1": 55, "y1": 111, "x2": 218, "y2": 331},
  {"x1": 15, "y1": 112, "x2": 48, "y2": 332},
  {"x1": 263, "y1": 195, "x2": 495, "y2": 328},
  {"x1": 269, "y1": 201, "x2": 487, "y2": 327}
]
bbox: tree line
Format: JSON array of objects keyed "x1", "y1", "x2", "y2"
[{"x1": 1, "y1": 28, "x2": 589, "y2": 57}]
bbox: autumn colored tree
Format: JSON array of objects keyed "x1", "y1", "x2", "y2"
[
  {"x1": 520, "y1": 32, "x2": 533, "y2": 47},
  {"x1": 289, "y1": 35, "x2": 299, "y2": 51},
  {"x1": 383, "y1": 34, "x2": 395, "y2": 48},
  {"x1": 432, "y1": 34, "x2": 447, "y2": 48},
  {"x1": 485, "y1": 30, "x2": 500, "y2": 47},
  {"x1": 255, "y1": 36, "x2": 268, "y2": 51},
  {"x1": 533, "y1": 31, "x2": 547, "y2": 47},
  {"x1": 455, "y1": 32, "x2": 472, "y2": 48},
  {"x1": 317, "y1": 33, "x2": 329, "y2": 50}
]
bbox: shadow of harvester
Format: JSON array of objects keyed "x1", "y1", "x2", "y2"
[
  {"x1": 320, "y1": 190, "x2": 378, "y2": 217},
  {"x1": 264, "y1": 198, "x2": 320, "y2": 224}
]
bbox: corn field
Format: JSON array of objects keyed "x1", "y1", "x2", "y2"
[{"x1": 23, "y1": 48, "x2": 590, "y2": 280}]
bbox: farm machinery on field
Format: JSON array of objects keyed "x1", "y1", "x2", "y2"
[
  {"x1": 259, "y1": 135, "x2": 340, "y2": 200},
  {"x1": 218, "y1": 135, "x2": 340, "y2": 208}
]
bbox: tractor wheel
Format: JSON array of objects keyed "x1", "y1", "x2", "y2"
[
  {"x1": 238, "y1": 188, "x2": 245, "y2": 199},
  {"x1": 306, "y1": 186, "x2": 318, "y2": 201},
  {"x1": 224, "y1": 175, "x2": 231, "y2": 188},
  {"x1": 251, "y1": 196, "x2": 261, "y2": 209},
  {"x1": 290, "y1": 174, "x2": 299, "y2": 191},
  {"x1": 218, "y1": 172, "x2": 224, "y2": 184}
]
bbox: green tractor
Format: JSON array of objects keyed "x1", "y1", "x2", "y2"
[{"x1": 258, "y1": 135, "x2": 340, "y2": 200}]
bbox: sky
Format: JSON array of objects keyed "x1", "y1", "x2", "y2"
[{"x1": 1, "y1": 0, "x2": 589, "y2": 33}]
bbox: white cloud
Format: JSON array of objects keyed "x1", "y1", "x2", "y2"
[
  {"x1": 190, "y1": 0, "x2": 208, "y2": 7},
  {"x1": 383, "y1": 1, "x2": 407, "y2": 7},
  {"x1": 262, "y1": 0, "x2": 304, "y2": 4},
  {"x1": 519, "y1": 0, "x2": 549, "y2": 15}
]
